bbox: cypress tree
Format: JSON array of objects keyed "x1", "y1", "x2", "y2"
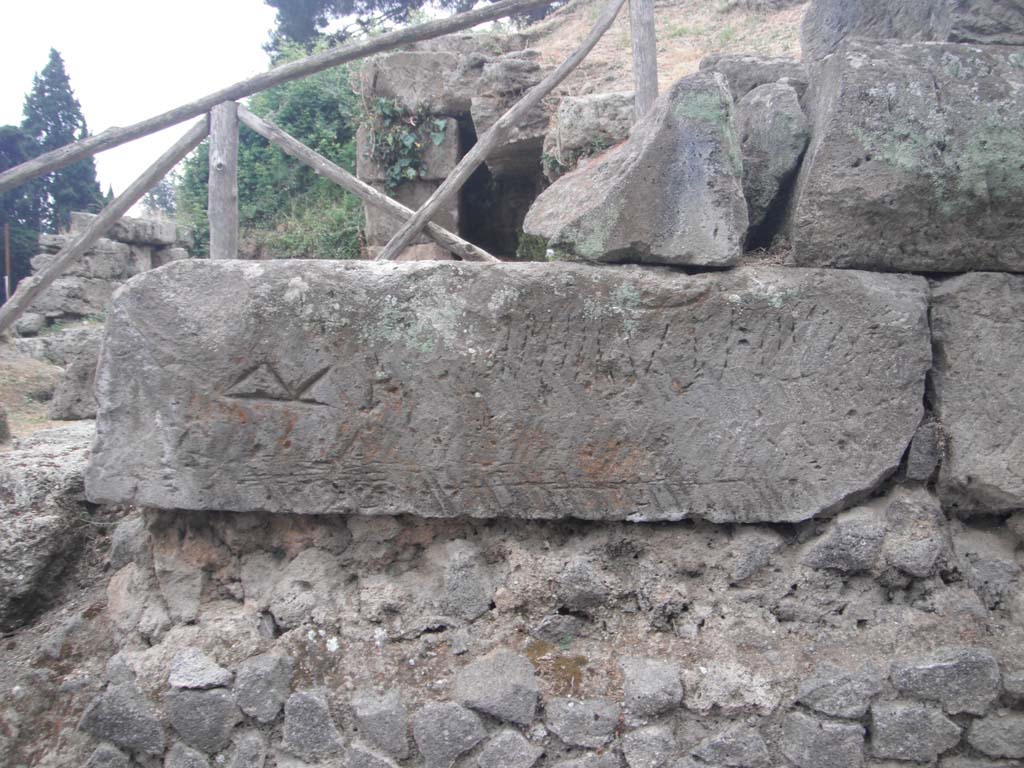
[{"x1": 0, "y1": 125, "x2": 41, "y2": 300}]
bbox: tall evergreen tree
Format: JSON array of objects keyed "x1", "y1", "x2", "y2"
[
  {"x1": 0, "y1": 126, "x2": 41, "y2": 301},
  {"x1": 21, "y1": 49, "x2": 103, "y2": 233}
]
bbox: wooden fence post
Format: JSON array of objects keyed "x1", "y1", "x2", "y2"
[
  {"x1": 209, "y1": 102, "x2": 240, "y2": 260},
  {"x1": 629, "y1": 0, "x2": 658, "y2": 118}
]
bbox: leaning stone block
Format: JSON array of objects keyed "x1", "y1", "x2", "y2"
[
  {"x1": 793, "y1": 41, "x2": 1024, "y2": 272},
  {"x1": 931, "y1": 273, "x2": 1024, "y2": 514},
  {"x1": 85, "y1": 260, "x2": 930, "y2": 523},
  {"x1": 542, "y1": 92, "x2": 634, "y2": 181},
  {"x1": 524, "y1": 72, "x2": 748, "y2": 267},
  {"x1": 699, "y1": 53, "x2": 807, "y2": 99}
]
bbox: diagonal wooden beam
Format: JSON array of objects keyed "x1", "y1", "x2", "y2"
[
  {"x1": 375, "y1": 0, "x2": 628, "y2": 262},
  {"x1": 237, "y1": 105, "x2": 498, "y2": 263},
  {"x1": 0, "y1": 119, "x2": 209, "y2": 336},
  {"x1": 0, "y1": 0, "x2": 554, "y2": 196}
]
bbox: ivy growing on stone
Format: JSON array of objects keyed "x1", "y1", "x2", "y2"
[{"x1": 366, "y1": 98, "x2": 448, "y2": 191}]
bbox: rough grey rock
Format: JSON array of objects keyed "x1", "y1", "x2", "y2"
[
  {"x1": 453, "y1": 648, "x2": 539, "y2": 725},
  {"x1": 623, "y1": 724, "x2": 675, "y2": 768},
  {"x1": 153, "y1": 545, "x2": 204, "y2": 624},
  {"x1": 881, "y1": 490, "x2": 946, "y2": 579},
  {"x1": 953, "y1": 526, "x2": 1021, "y2": 609},
  {"x1": 905, "y1": 418, "x2": 941, "y2": 482},
  {"x1": 442, "y1": 540, "x2": 494, "y2": 620},
  {"x1": 348, "y1": 742, "x2": 400, "y2": 768},
  {"x1": 411, "y1": 702, "x2": 486, "y2": 768},
  {"x1": 86, "y1": 261, "x2": 931, "y2": 524},
  {"x1": 14, "y1": 311, "x2": 45, "y2": 336},
  {"x1": 165, "y1": 688, "x2": 243, "y2": 754},
  {"x1": 968, "y1": 714, "x2": 1024, "y2": 759},
  {"x1": 48, "y1": 331, "x2": 100, "y2": 420},
  {"x1": 84, "y1": 743, "x2": 130, "y2": 768},
  {"x1": 621, "y1": 658, "x2": 683, "y2": 718},
  {"x1": 801, "y1": 508, "x2": 887, "y2": 574},
  {"x1": 1, "y1": 422, "x2": 94, "y2": 631},
  {"x1": 20, "y1": 274, "x2": 117, "y2": 319},
  {"x1": 228, "y1": 730, "x2": 267, "y2": 768},
  {"x1": 546, "y1": 698, "x2": 620, "y2": 748},
  {"x1": 31, "y1": 237, "x2": 150, "y2": 279},
  {"x1": 13, "y1": 324, "x2": 103, "y2": 367},
  {"x1": 168, "y1": 647, "x2": 232, "y2": 689},
  {"x1": 0, "y1": 401, "x2": 9, "y2": 443},
  {"x1": 940, "y1": 759, "x2": 1021, "y2": 768},
  {"x1": 691, "y1": 723, "x2": 770, "y2": 768},
  {"x1": 71, "y1": 211, "x2": 178, "y2": 246},
  {"x1": 870, "y1": 702, "x2": 961, "y2": 762},
  {"x1": 801, "y1": 0, "x2": 1024, "y2": 62},
  {"x1": 282, "y1": 689, "x2": 345, "y2": 761},
  {"x1": 890, "y1": 647, "x2": 1001, "y2": 715},
  {"x1": 109, "y1": 514, "x2": 151, "y2": 571},
  {"x1": 552, "y1": 755, "x2": 622, "y2": 768},
  {"x1": 234, "y1": 653, "x2": 294, "y2": 723},
  {"x1": 699, "y1": 53, "x2": 808, "y2": 100},
  {"x1": 728, "y1": 527, "x2": 784, "y2": 582},
  {"x1": 781, "y1": 711, "x2": 864, "y2": 768},
  {"x1": 269, "y1": 548, "x2": 345, "y2": 628},
  {"x1": 792, "y1": 42, "x2": 1024, "y2": 272},
  {"x1": 361, "y1": 51, "x2": 469, "y2": 115},
  {"x1": 931, "y1": 274, "x2": 1024, "y2": 513},
  {"x1": 165, "y1": 742, "x2": 211, "y2": 768},
  {"x1": 735, "y1": 82, "x2": 809, "y2": 237},
  {"x1": 524, "y1": 72, "x2": 747, "y2": 266},
  {"x1": 352, "y1": 688, "x2": 409, "y2": 760},
  {"x1": 797, "y1": 663, "x2": 884, "y2": 719},
  {"x1": 79, "y1": 682, "x2": 166, "y2": 756},
  {"x1": 153, "y1": 246, "x2": 191, "y2": 267},
  {"x1": 477, "y1": 729, "x2": 544, "y2": 768},
  {"x1": 555, "y1": 558, "x2": 609, "y2": 613},
  {"x1": 542, "y1": 92, "x2": 634, "y2": 180}
]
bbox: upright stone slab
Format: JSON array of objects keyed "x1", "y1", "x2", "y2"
[
  {"x1": 931, "y1": 273, "x2": 1024, "y2": 514},
  {"x1": 523, "y1": 72, "x2": 748, "y2": 267},
  {"x1": 86, "y1": 261, "x2": 930, "y2": 523},
  {"x1": 792, "y1": 41, "x2": 1024, "y2": 272}
]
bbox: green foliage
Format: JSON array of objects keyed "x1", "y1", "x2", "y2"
[
  {"x1": 21, "y1": 49, "x2": 103, "y2": 233},
  {"x1": 142, "y1": 176, "x2": 177, "y2": 218},
  {"x1": 177, "y1": 42, "x2": 364, "y2": 259},
  {"x1": 0, "y1": 126, "x2": 41, "y2": 300},
  {"x1": 366, "y1": 98, "x2": 448, "y2": 190}
]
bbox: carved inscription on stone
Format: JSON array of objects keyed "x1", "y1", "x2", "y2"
[{"x1": 86, "y1": 261, "x2": 931, "y2": 523}]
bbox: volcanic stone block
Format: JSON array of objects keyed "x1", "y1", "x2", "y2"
[
  {"x1": 360, "y1": 51, "x2": 467, "y2": 115},
  {"x1": 699, "y1": 53, "x2": 808, "y2": 99},
  {"x1": 542, "y1": 92, "x2": 634, "y2": 180},
  {"x1": 524, "y1": 72, "x2": 748, "y2": 267},
  {"x1": 792, "y1": 41, "x2": 1024, "y2": 272},
  {"x1": 85, "y1": 260, "x2": 931, "y2": 523},
  {"x1": 356, "y1": 121, "x2": 460, "y2": 183},
  {"x1": 931, "y1": 273, "x2": 1024, "y2": 514}
]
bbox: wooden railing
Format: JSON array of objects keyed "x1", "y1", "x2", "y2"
[{"x1": 0, "y1": 0, "x2": 656, "y2": 336}]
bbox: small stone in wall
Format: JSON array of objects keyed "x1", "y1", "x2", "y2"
[
  {"x1": 952, "y1": 526, "x2": 1021, "y2": 610},
  {"x1": 622, "y1": 724, "x2": 676, "y2": 768},
  {"x1": 967, "y1": 713, "x2": 1024, "y2": 760},
  {"x1": 168, "y1": 647, "x2": 232, "y2": 690},
  {"x1": 881, "y1": 491, "x2": 947, "y2": 580},
  {"x1": 0, "y1": 401, "x2": 9, "y2": 442},
  {"x1": 939, "y1": 758, "x2": 1022, "y2": 768},
  {"x1": 554, "y1": 557, "x2": 610, "y2": 613},
  {"x1": 797, "y1": 663, "x2": 884, "y2": 720},
  {"x1": 442, "y1": 541, "x2": 494, "y2": 621},
  {"x1": 165, "y1": 742, "x2": 210, "y2": 768},
  {"x1": 545, "y1": 698, "x2": 620, "y2": 748},
  {"x1": 691, "y1": 723, "x2": 771, "y2": 768},
  {"x1": 78, "y1": 682, "x2": 166, "y2": 756},
  {"x1": 801, "y1": 508, "x2": 886, "y2": 574},
  {"x1": 164, "y1": 688, "x2": 243, "y2": 754},
  {"x1": 905, "y1": 419, "x2": 941, "y2": 483},
  {"x1": 781, "y1": 711, "x2": 864, "y2": 768},
  {"x1": 83, "y1": 743, "x2": 130, "y2": 768},
  {"x1": 348, "y1": 742, "x2": 401, "y2": 768},
  {"x1": 477, "y1": 729, "x2": 544, "y2": 768},
  {"x1": 351, "y1": 688, "x2": 410, "y2": 760},
  {"x1": 234, "y1": 653, "x2": 294, "y2": 724},
  {"x1": 453, "y1": 648, "x2": 539, "y2": 726},
  {"x1": 411, "y1": 702, "x2": 486, "y2": 768},
  {"x1": 551, "y1": 754, "x2": 622, "y2": 768},
  {"x1": 729, "y1": 527, "x2": 784, "y2": 583},
  {"x1": 228, "y1": 730, "x2": 267, "y2": 768},
  {"x1": 621, "y1": 658, "x2": 683, "y2": 718},
  {"x1": 282, "y1": 689, "x2": 345, "y2": 761},
  {"x1": 891, "y1": 646, "x2": 1001, "y2": 716},
  {"x1": 870, "y1": 702, "x2": 961, "y2": 762}
]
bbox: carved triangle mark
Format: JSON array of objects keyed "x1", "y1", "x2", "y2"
[
  {"x1": 225, "y1": 364, "x2": 292, "y2": 401},
  {"x1": 295, "y1": 366, "x2": 332, "y2": 405}
]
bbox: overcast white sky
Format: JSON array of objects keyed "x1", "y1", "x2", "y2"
[{"x1": 1, "y1": 0, "x2": 278, "y2": 195}]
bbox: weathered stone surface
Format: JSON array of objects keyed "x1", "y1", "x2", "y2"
[
  {"x1": 554, "y1": 558, "x2": 609, "y2": 613},
  {"x1": 782, "y1": 711, "x2": 864, "y2": 768},
  {"x1": 31, "y1": 238, "x2": 151, "y2": 280},
  {"x1": 801, "y1": 0, "x2": 1024, "y2": 62},
  {"x1": 691, "y1": 723, "x2": 770, "y2": 768},
  {"x1": 621, "y1": 658, "x2": 683, "y2": 718},
  {"x1": 165, "y1": 688, "x2": 243, "y2": 753},
  {"x1": 453, "y1": 648, "x2": 539, "y2": 725},
  {"x1": 940, "y1": 759, "x2": 1021, "y2": 768},
  {"x1": 361, "y1": 51, "x2": 467, "y2": 115},
  {"x1": 228, "y1": 730, "x2": 267, "y2": 768},
  {"x1": 623, "y1": 724, "x2": 675, "y2": 768},
  {"x1": 931, "y1": 274, "x2": 1024, "y2": 513},
  {"x1": 79, "y1": 682, "x2": 166, "y2": 756},
  {"x1": 546, "y1": 698, "x2": 620, "y2": 748},
  {"x1": 797, "y1": 663, "x2": 884, "y2": 719},
  {"x1": 891, "y1": 647, "x2": 1001, "y2": 715},
  {"x1": 699, "y1": 53, "x2": 807, "y2": 99},
  {"x1": 71, "y1": 211, "x2": 178, "y2": 246},
  {"x1": 411, "y1": 702, "x2": 486, "y2": 768},
  {"x1": 0, "y1": 401, "x2": 9, "y2": 443},
  {"x1": 735, "y1": 82, "x2": 809, "y2": 237},
  {"x1": 1, "y1": 422, "x2": 94, "y2": 631},
  {"x1": 793, "y1": 42, "x2": 1024, "y2": 272},
  {"x1": 542, "y1": 92, "x2": 634, "y2": 180},
  {"x1": 441, "y1": 540, "x2": 494, "y2": 620},
  {"x1": 84, "y1": 743, "x2": 130, "y2": 768},
  {"x1": 166, "y1": 742, "x2": 211, "y2": 768},
  {"x1": 348, "y1": 742, "x2": 400, "y2": 768},
  {"x1": 881, "y1": 491, "x2": 947, "y2": 579},
  {"x1": 234, "y1": 653, "x2": 294, "y2": 723},
  {"x1": 352, "y1": 688, "x2": 409, "y2": 759},
  {"x1": 870, "y1": 702, "x2": 961, "y2": 762},
  {"x1": 553, "y1": 755, "x2": 622, "y2": 768},
  {"x1": 282, "y1": 689, "x2": 345, "y2": 761},
  {"x1": 801, "y1": 508, "x2": 887, "y2": 574},
  {"x1": 14, "y1": 324, "x2": 103, "y2": 367},
  {"x1": 954, "y1": 523, "x2": 1022, "y2": 611},
  {"x1": 14, "y1": 311, "x2": 46, "y2": 336},
  {"x1": 524, "y1": 72, "x2": 747, "y2": 266},
  {"x1": 169, "y1": 647, "x2": 232, "y2": 689},
  {"x1": 24, "y1": 275, "x2": 118, "y2": 319},
  {"x1": 968, "y1": 714, "x2": 1024, "y2": 759},
  {"x1": 364, "y1": 180, "x2": 458, "y2": 247},
  {"x1": 905, "y1": 418, "x2": 940, "y2": 482},
  {"x1": 48, "y1": 330, "x2": 100, "y2": 420},
  {"x1": 477, "y1": 730, "x2": 544, "y2": 768},
  {"x1": 86, "y1": 261, "x2": 931, "y2": 524},
  {"x1": 356, "y1": 120, "x2": 460, "y2": 183}
]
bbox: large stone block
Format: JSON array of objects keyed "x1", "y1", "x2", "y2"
[
  {"x1": 542, "y1": 92, "x2": 634, "y2": 181},
  {"x1": 792, "y1": 41, "x2": 1024, "y2": 272},
  {"x1": 802, "y1": 0, "x2": 1024, "y2": 62},
  {"x1": 523, "y1": 72, "x2": 748, "y2": 267},
  {"x1": 364, "y1": 180, "x2": 458, "y2": 247},
  {"x1": 699, "y1": 53, "x2": 808, "y2": 99},
  {"x1": 71, "y1": 211, "x2": 178, "y2": 246},
  {"x1": 361, "y1": 51, "x2": 470, "y2": 115},
  {"x1": 356, "y1": 121, "x2": 461, "y2": 183},
  {"x1": 31, "y1": 239, "x2": 151, "y2": 280},
  {"x1": 86, "y1": 260, "x2": 930, "y2": 523},
  {"x1": 931, "y1": 273, "x2": 1024, "y2": 514}
]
